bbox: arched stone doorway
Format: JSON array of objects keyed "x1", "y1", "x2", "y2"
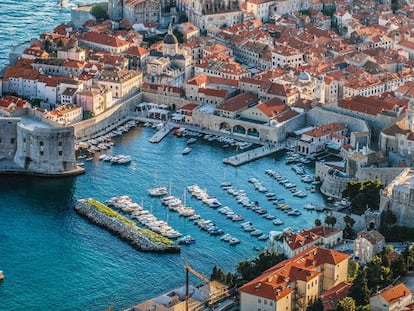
[
  {"x1": 247, "y1": 127, "x2": 260, "y2": 138},
  {"x1": 219, "y1": 122, "x2": 231, "y2": 133},
  {"x1": 233, "y1": 125, "x2": 246, "y2": 135}
]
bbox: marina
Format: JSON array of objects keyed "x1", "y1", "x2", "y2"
[{"x1": 1, "y1": 124, "x2": 327, "y2": 310}]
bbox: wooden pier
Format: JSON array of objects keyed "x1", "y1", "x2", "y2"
[
  {"x1": 223, "y1": 144, "x2": 284, "y2": 166},
  {"x1": 149, "y1": 124, "x2": 175, "y2": 143}
]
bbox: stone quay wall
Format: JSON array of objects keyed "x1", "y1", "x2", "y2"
[
  {"x1": 306, "y1": 107, "x2": 370, "y2": 134},
  {"x1": 72, "y1": 93, "x2": 143, "y2": 141},
  {"x1": 75, "y1": 199, "x2": 180, "y2": 253}
]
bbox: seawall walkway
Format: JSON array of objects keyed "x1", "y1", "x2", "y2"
[
  {"x1": 223, "y1": 143, "x2": 285, "y2": 166},
  {"x1": 149, "y1": 124, "x2": 175, "y2": 143}
]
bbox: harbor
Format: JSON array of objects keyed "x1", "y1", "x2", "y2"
[{"x1": 1, "y1": 124, "x2": 327, "y2": 310}]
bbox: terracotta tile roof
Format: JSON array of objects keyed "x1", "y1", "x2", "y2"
[
  {"x1": 277, "y1": 109, "x2": 298, "y2": 122},
  {"x1": 357, "y1": 230, "x2": 384, "y2": 246},
  {"x1": 217, "y1": 92, "x2": 259, "y2": 112},
  {"x1": 187, "y1": 75, "x2": 239, "y2": 88},
  {"x1": 379, "y1": 283, "x2": 412, "y2": 305},
  {"x1": 321, "y1": 282, "x2": 352, "y2": 311},
  {"x1": 81, "y1": 31, "x2": 129, "y2": 48},
  {"x1": 125, "y1": 45, "x2": 148, "y2": 56},
  {"x1": 3, "y1": 66, "x2": 39, "y2": 81},
  {"x1": 0, "y1": 96, "x2": 30, "y2": 112},
  {"x1": 267, "y1": 82, "x2": 297, "y2": 97},
  {"x1": 256, "y1": 97, "x2": 288, "y2": 118},
  {"x1": 199, "y1": 88, "x2": 228, "y2": 98},
  {"x1": 308, "y1": 226, "x2": 342, "y2": 238},
  {"x1": 340, "y1": 95, "x2": 405, "y2": 116},
  {"x1": 239, "y1": 247, "x2": 349, "y2": 301},
  {"x1": 303, "y1": 123, "x2": 346, "y2": 138},
  {"x1": 179, "y1": 103, "x2": 198, "y2": 111},
  {"x1": 38, "y1": 75, "x2": 65, "y2": 87},
  {"x1": 284, "y1": 230, "x2": 320, "y2": 251}
]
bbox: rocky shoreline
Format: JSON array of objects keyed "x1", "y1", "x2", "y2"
[{"x1": 75, "y1": 199, "x2": 180, "y2": 253}]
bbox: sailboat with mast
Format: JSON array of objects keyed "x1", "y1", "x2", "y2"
[{"x1": 148, "y1": 173, "x2": 168, "y2": 196}]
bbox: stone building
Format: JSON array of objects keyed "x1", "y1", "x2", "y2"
[
  {"x1": 239, "y1": 247, "x2": 349, "y2": 311},
  {"x1": 380, "y1": 168, "x2": 414, "y2": 227},
  {"x1": 145, "y1": 25, "x2": 192, "y2": 86},
  {"x1": 0, "y1": 109, "x2": 81, "y2": 176},
  {"x1": 370, "y1": 283, "x2": 412, "y2": 311},
  {"x1": 108, "y1": 0, "x2": 175, "y2": 26},
  {"x1": 186, "y1": 0, "x2": 242, "y2": 30},
  {"x1": 353, "y1": 230, "x2": 385, "y2": 264}
]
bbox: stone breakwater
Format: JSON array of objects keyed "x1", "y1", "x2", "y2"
[{"x1": 75, "y1": 199, "x2": 180, "y2": 253}]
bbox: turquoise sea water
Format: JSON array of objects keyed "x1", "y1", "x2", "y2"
[{"x1": 0, "y1": 2, "x2": 326, "y2": 310}]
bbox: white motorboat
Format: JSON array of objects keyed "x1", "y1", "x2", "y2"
[
  {"x1": 182, "y1": 147, "x2": 192, "y2": 155},
  {"x1": 148, "y1": 187, "x2": 168, "y2": 197},
  {"x1": 273, "y1": 218, "x2": 284, "y2": 225}
]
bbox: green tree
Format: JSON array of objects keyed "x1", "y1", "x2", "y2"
[
  {"x1": 91, "y1": 5, "x2": 108, "y2": 19},
  {"x1": 348, "y1": 259, "x2": 359, "y2": 280},
  {"x1": 325, "y1": 215, "x2": 337, "y2": 227},
  {"x1": 366, "y1": 256, "x2": 392, "y2": 290},
  {"x1": 391, "y1": 256, "x2": 407, "y2": 277},
  {"x1": 349, "y1": 267, "x2": 370, "y2": 306},
  {"x1": 343, "y1": 180, "x2": 383, "y2": 215},
  {"x1": 306, "y1": 298, "x2": 323, "y2": 311},
  {"x1": 336, "y1": 297, "x2": 356, "y2": 311},
  {"x1": 343, "y1": 215, "x2": 356, "y2": 239},
  {"x1": 314, "y1": 218, "x2": 321, "y2": 227}
]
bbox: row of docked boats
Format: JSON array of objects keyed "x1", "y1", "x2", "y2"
[
  {"x1": 265, "y1": 169, "x2": 308, "y2": 198},
  {"x1": 98, "y1": 154, "x2": 132, "y2": 165},
  {"x1": 76, "y1": 120, "x2": 138, "y2": 152},
  {"x1": 161, "y1": 195, "x2": 196, "y2": 217},
  {"x1": 106, "y1": 195, "x2": 182, "y2": 239},
  {"x1": 220, "y1": 182, "x2": 284, "y2": 226},
  {"x1": 187, "y1": 184, "x2": 222, "y2": 208},
  {"x1": 220, "y1": 234, "x2": 241, "y2": 245},
  {"x1": 217, "y1": 206, "x2": 244, "y2": 222},
  {"x1": 240, "y1": 221, "x2": 269, "y2": 241},
  {"x1": 193, "y1": 218, "x2": 224, "y2": 237},
  {"x1": 203, "y1": 134, "x2": 253, "y2": 150},
  {"x1": 285, "y1": 152, "x2": 312, "y2": 165}
]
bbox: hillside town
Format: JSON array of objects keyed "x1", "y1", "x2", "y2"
[{"x1": 4, "y1": 0, "x2": 414, "y2": 310}]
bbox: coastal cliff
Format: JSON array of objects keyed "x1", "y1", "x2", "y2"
[{"x1": 75, "y1": 198, "x2": 180, "y2": 253}]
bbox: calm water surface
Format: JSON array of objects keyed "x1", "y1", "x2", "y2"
[{"x1": 0, "y1": 2, "x2": 326, "y2": 310}]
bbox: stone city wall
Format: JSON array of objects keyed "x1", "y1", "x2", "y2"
[
  {"x1": 306, "y1": 107, "x2": 370, "y2": 134},
  {"x1": 73, "y1": 93, "x2": 142, "y2": 141},
  {"x1": 142, "y1": 92, "x2": 191, "y2": 109},
  {"x1": 320, "y1": 105, "x2": 395, "y2": 144},
  {"x1": 191, "y1": 109, "x2": 306, "y2": 143}
]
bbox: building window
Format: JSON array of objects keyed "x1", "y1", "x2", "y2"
[
  {"x1": 59, "y1": 151, "x2": 63, "y2": 156},
  {"x1": 40, "y1": 141, "x2": 44, "y2": 146},
  {"x1": 59, "y1": 142, "x2": 63, "y2": 147},
  {"x1": 258, "y1": 298, "x2": 261, "y2": 303},
  {"x1": 40, "y1": 151, "x2": 44, "y2": 156},
  {"x1": 11, "y1": 138, "x2": 15, "y2": 144}
]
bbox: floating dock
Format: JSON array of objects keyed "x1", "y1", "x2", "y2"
[
  {"x1": 223, "y1": 144, "x2": 284, "y2": 166},
  {"x1": 149, "y1": 124, "x2": 175, "y2": 143}
]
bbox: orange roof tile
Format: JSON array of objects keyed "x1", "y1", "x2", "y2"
[{"x1": 380, "y1": 283, "x2": 411, "y2": 305}]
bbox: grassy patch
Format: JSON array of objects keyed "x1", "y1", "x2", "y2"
[{"x1": 85, "y1": 198, "x2": 174, "y2": 246}]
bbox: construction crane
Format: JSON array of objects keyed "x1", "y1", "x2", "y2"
[{"x1": 184, "y1": 263, "x2": 210, "y2": 311}]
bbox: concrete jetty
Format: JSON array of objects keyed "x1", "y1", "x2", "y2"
[
  {"x1": 223, "y1": 144, "x2": 284, "y2": 166},
  {"x1": 149, "y1": 124, "x2": 175, "y2": 143}
]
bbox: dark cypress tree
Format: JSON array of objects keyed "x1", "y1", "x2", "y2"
[{"x1": 349, "y1": 267, "x2": 370, "y2": 306}]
